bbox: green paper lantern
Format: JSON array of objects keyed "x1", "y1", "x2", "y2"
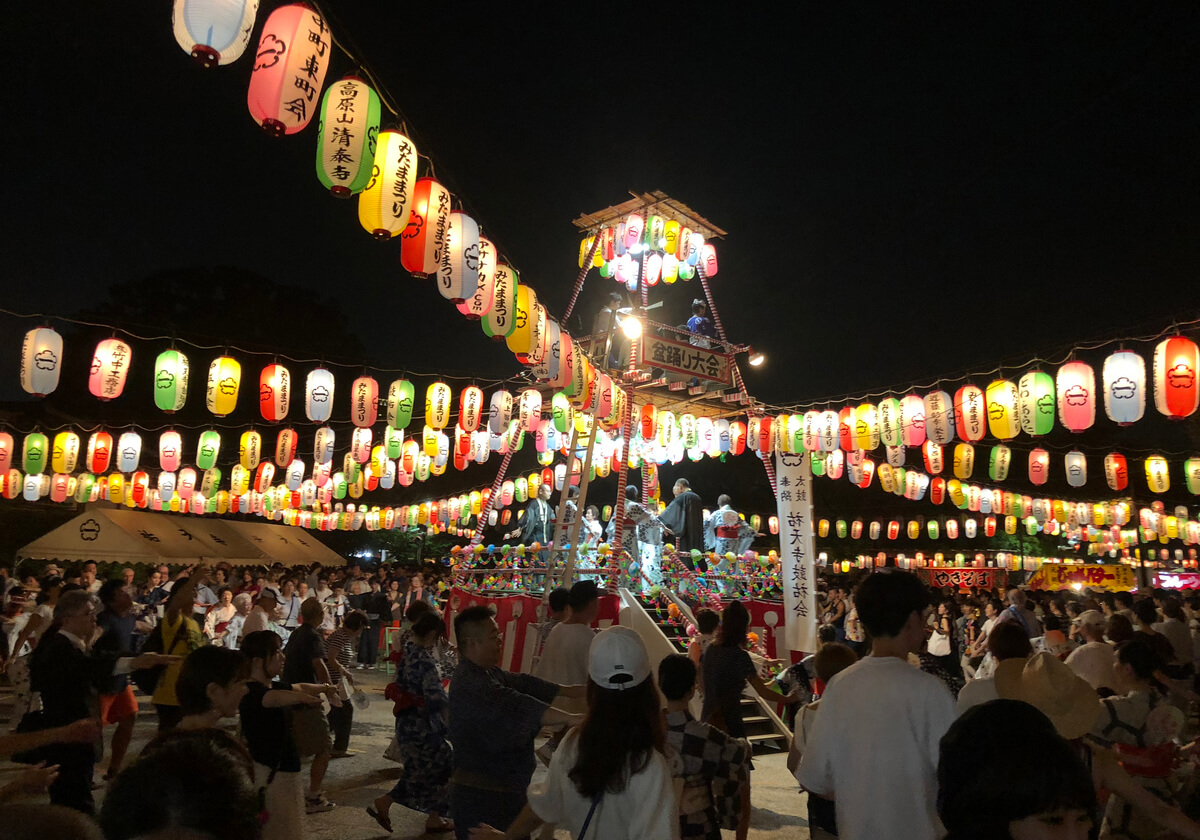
[
  {"x1": 387, "y1": 379, "x2": 416, "y2": 429},
  {"x1": 22, "y1": 432, "x2": 47, "y2": 475},
  {"x1": 315, "y1": 77, "x2": 381, "y2": 197},
  {"x1": 989, "y1": 445, "x2": 1011, "y2": 481},
  {"x1": 384, "y1": 425, "x2": 403, "y2": 460},
  {"x1": 196, "y1": 430, "x2": 221, "y2": 471},
  {"x1": 1018, "y1": 370, "x2": 1055, "y2": 436},
  {"x1": 154, "y1": 349, "x2": 190, "y2": 413}
]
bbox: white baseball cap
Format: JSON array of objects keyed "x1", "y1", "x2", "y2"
[{"x1": 588, "y1": 626, "x2": 651, "y2": 690}]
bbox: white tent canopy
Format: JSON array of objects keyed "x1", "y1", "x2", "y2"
[{"x1": 17, "y1": 507, "x2": 344, "y2": 568}]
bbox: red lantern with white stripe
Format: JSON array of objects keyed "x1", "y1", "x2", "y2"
[
  {"x1": 900, "y1": 394, "x2": 926, "y2": 447},
  {"x1": 401, "y1": 178, "x2": 451, "y2": 278},
  {"x1": 350, "y1": 375, "x2": 378, "y2": 428},
  {"x1": 1104, "y1": 452, "x2": 1128, "y2": 491},
  {"x1": 259, "y1": 363, "x2": 291, "y2": 421},
  {"x1": 954, "y1": 385, "x2": 986, "y2": 442}
]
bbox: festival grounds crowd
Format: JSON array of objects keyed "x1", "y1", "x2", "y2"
[{"x1": 5, "y1": 551, "x2": 1200, "y2": 840}]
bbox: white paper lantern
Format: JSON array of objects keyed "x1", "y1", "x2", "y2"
[
  {"x1": 20, "y1": 328, "x2": 63, "y2": 396},
  {"x1": 437, "y1": 211, "x2": 480, "y2": 303},
  {"x1": 117, "y1": 432, "x2": 142, "y2": 473},
  {"x1": 306, "y1": 368, "x2": 335, "y2": 423},
  {"x1": 1102, "y1": 350, "x2": 1146, "y2": 426},
  {"x1": 173, "y1": 0, "x2": 259, "y2": 67}
]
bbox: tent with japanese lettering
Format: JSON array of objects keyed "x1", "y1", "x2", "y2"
[{"x1": 16, "y1": 507, "x2": 269, "y2": 566}]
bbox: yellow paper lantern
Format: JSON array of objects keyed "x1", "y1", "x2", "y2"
[{"x1": 206, "y1": 355, "x2": 241, "y2": 417}]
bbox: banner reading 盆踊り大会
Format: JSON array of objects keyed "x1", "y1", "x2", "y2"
[{"x1": 776, "y1": 452, "x2": 818, "y2": 653}]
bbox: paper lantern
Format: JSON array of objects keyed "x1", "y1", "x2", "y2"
[
  {"x1": 400, "y1": 178, "x2": 451, "y2": 277},
  {"x1": 1185, "y1": 458, "x2": 1200, "y2": 495},
  {"x1": 984, "y1": 379, "x2": 1019, "y2": 440},
  {"x1": 1029, "y1": 448, "x2": 1050, "y2": 485},
  {"x1": 1017, "y1": 370, "x2": 1055, "y2": 436},
  {"x1": 952, "y1": 443, "x2": 974, "y2": 480},
  {"x1": 315, "y1": 77, "x2": 380, "y2": 197},
  {"x1": 20, "y1": 327, "x2": 63, "y2": 397},
  {"x1": 117, "y1": 431, "x2": 142, "y2": 473},
  {"x1": 482, "y1": 264, "x2": 518, "y2": 340},
  {"x1": 378, "y1": 379, "x2": 414, "y2": 430},
  {"x1": 239, "y1": 430, "x2": 262, "y2": 470},
  {"x1": 246, "y1": 4, "x2": 330, "y2": 135},
  {"x1": 989, "y1": 445, "x2": 1011, "y2": 481},
  {"x1": 206, "y1": 355, "x2": 241, "y2": 417},
  {"x1": 86, "y1": 431, "x2": 112, "y2": 474},
  {"x1": 457, "y1": 236, "x2": 497, "y2": 320},
  {"x1": 156, "y1": 430, "x2": 181, "y2": 472},
  {"x1": 425, "y1": 382, "x2": 452, "y2": 430},
  {"x1": 871, "y1": 397, "x2": 899, "y2": 448},
  {"x1": 266, "y1": 427, "x2": 296, "y2": 467},
  {"x1": 89, "y1": 338, "x2": 132, "y2": 400},
  {"x1": 853, "y1": 403, "x2": 880, "y2": 451},
  {"x1": 923, "y1": 390, "x2": 954, "y2": 445},
  {"x1": 1101, "y1": 350, "x2": 1145, "y2": 426},
  {"x1": 1056, "y1": 361, "x2": 1095, "y2": 432},
  {"x1": 305, "y1": 368, "x2": 335, "y2": 422},
  {"x1": 173, "y1": 0, "x2": 259, "y2": 67},
  {"x1": 826, "y1": 449, "x2": 845, "y2": 480},
  {"x1": 350, "y1": 427, "x2": 372, "y2": 464},
  {"x1": 345, "y1": 375, "x2": 377, "y2": 428},
  {"x1": 922, "y1": 440, "x2": 944, "y2": 474},
  {"x1": 358, "y1": 131, "x2": 419, "y2": 239},
  {"x1": 1065, "y1": 450, "x2": 1087, "y2": 488},
  {"x1": 954, "y1": 385, "x2": 986, "y2": 442},
  {"x1": 1154, "y1": 336, "x2": 1200, "y2": 419},
  {"x1": 505, "y1": 284, "x2": 539, "y2": 357},
  {"x1": 194, "y1": 429, "x2": 219, "y2": 471},
  {"x1": 256, "y1": 363, "x2": 290, "y2": 421},
  {"x1": 1146, "y1": 455, "x2": 1170, "y2": 493},
  {"x1": 437, "y1": 211, "x2": 480, "y2": 303},
  {"x1": 307, "y1": 426, "x2": 332, "y2": 465}
]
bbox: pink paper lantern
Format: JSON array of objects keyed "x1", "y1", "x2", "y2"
[
  {"x1": 89, "y1": 338, "x2": 132, "y2": 401},
  {"x1": 246, "y1": 4, "x2": 331, "y2": 136},
  {"x1": 1056, "y1": 361, "x2": 1096, "y2": 433}
]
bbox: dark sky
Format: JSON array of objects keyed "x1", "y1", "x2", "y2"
[{"x1": 4, "y1": 3, "x2": 1200, "y2": 540}]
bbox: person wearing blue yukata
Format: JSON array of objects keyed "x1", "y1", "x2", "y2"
[{"x1": 703, "y1": 496, "x2": 757, "y2": 597}]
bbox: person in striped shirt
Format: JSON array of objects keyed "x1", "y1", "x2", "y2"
[{"x1": 325, "y1": 611, "x2": 367, "y2": 757}]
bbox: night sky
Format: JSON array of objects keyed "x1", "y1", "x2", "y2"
[{"x1": 3, "y1": 4, "x2": 1200, "y2": 553}]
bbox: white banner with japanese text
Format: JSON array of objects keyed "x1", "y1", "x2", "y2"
[{"x1": 776, "y1": 452, "x2": 818, "y2": 653}]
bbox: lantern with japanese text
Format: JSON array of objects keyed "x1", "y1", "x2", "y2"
[
  {"x1": 274, "y1": 428, "x2": 298, "y2": 467},
  {"x1": 800, "y1": 411, "x2": 820, "y2": 452},
  {"x1": 1018, "y1": 370, "x2": 1055, "y2": 436},
  {"x1": 401, "y1": 178, "x2": 451, "y2": 277},
  {"x1": 206, "y1": 355, "x2": 241, "y2": 416},
  {"x1": 1056, "y1": 361, "x2": 1095, "y2": 432},
  {"x1": 305, "y1": 368, "x2": 335, "y2": 422},
  {"x1": 313, "y1": 426, "x2": 335, "y2": 464},
  {"x1": 854, "y1": 403, "x2": 880, "y2": 451},
  {"x1": 358, "y1": 131, "x2": 418, "y2": 239},
  {"x1": 173, "y1": 0, "x2": 259, "y2": 67},
  {"x1": 952, "y1": 443, "x2": 975, "y2": 480},
  {"x1": 21, "y1": 327, "x2": 63, "y2": 397},
  {"x1": 984, "y1": 379, "x2": 1019, "y2": 440},
  {"x1": 923, "y1": 390, "x2": 954, "y2": 445},
  {"x1": 350, "y1": 427, "x2": 371, "y2": 463},
  {"x1": 350, "y1": 375, "x2": 378, "y2": 428},
  {"x1": 1102, "y1": 350, "x2": 1145, "y2": 425},
  {"x1": 426, "y1": 382, "x2": 452, "y2": 430},
  {"x1": 1154, "y1": 336, "x2": 1200, "y2": 419},
  {"x1": 454, "y1": 386, "x2": 483, "y2": 433},
  {"x1": 1185, "y1": 458, "x2": 1200, "y2": 495},
  {"x1": 1146, "y1": 455, "x2": 1170, "y2": 493},
  {"x1": 923, "y1": 439, "x2": 944, "y2": 474},
  {"x1": 505, "y1": 285, "x2": 539, "y2": 357},
  {"x1": 90, "y1": 338, "x2": 132, "y2": 400},
  {"x1": 954, "y1": 385, "x2": 986, "y2": 442},
  {"x1": 989, "y1": 445, "x2": 1012, "y2": 481},
  {"x1": 316, "y1": 77, "x2": 380, "y2": 196},
  {"x1": 1065, "y1": 450, "x2": 1087, "y2": 488},
  {"x1": 239, "y1": 430, "x2": 262, "y2": 470},
  {"x1": 458, "y1": 237, "x2": 496, "y2": 320},
  {"x1": 86, "y1": 431, "x2": 112, "y2": 474},
  {"x1": 893, "y1": 395, "x2": 924, "y2": 448},
  {"x1": 384, "y1": 378, "x2": 415, "y2": 429},
  {"x1": 826, "y1": 449, "x2": 845, "y2": 480},
  {"x1": 258, "y1": 363, "x2": 291, "y2": 421},
  {"x1": 876, "y1": 397, "x2": 901, "y2": 448},
  {"x1": 438, "y1": 212, "x2": 480, "y2": 303},
  {"x1": 117, "y1": 431, "x2": 142, "y2": 473},
  {"x1": 1029, "y1": 448, "x2": 1050, "y2": 485},
  {"x1": 482, "y1": 264, "x2": 518, "y2": 340},
  {"x1": 246, "y1": 4, "x2": 331, "y2": 135},
  {"x1": 50, "y1": 431, "x2": 79, "y2": 475}
]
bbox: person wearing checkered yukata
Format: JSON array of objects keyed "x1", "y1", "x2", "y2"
[{"x1": 659, "y1": 654, "x2": 751, "y2": 839}]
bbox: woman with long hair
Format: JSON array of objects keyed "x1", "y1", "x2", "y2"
[
  {"x1": 368, "y1": 612, "x2": 454, "y2": 835},
  {"x1": 470, "y1": 626, "x2": 675, "y2": 839},
  {"x1": 701, "y1": 601, "x2": 794, "y2": 840}
]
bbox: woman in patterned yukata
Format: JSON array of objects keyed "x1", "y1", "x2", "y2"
[{"x1": 367, "y1": 612, "x2": 454, "y2": 835}]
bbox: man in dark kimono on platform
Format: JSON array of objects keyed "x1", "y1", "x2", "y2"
[{"x1": 659, "y1": 478, "x2": 706, "y2": 571}]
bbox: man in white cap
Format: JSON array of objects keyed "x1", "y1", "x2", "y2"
[
  {"x1": 239, "y1": 586, "x2": 281, "y2": 643},
  {"x1": 1065, "y1": 610, "x2": 1117, "y2": 692}
]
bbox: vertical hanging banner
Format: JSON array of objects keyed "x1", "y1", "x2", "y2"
[{"x1": 776, "y1": 451, "x2": 817, "y2": 653}]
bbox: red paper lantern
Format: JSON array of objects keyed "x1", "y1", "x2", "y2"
[
  {"x1": 401, "y1": 178, "x2": 451, "y2": 278},
  {"x1": 954, "y1": 385, "x2": 986, "y2": 442},
  {"x1": 1154, "y1": 336, "x2": 1200, "y2": 419}
]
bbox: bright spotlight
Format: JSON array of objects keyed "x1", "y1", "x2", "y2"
[
  {"x1": 621, "y1": 317, "x2": 642, "y2": 339},
  {"x1": 748, "y1": 352, "x2": 765, "y2": 367}
]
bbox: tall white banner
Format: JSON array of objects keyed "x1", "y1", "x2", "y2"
[{"x1": 776, "y1": 451, "x2": 818, "y2": 653}]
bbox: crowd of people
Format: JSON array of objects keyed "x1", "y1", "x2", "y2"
[{"x1": 13, "y1": 548, "x2": 1200, "y2": 839}]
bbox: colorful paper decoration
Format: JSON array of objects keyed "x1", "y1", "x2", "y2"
[
  {"x1": 117, "y1": 431, "x2": 143, "y2": 473},
  {"x1": 989, "y1": 445, "x2": 1011, "y2": 481},
  {"x1": 305, "y1": 368, "x2": 335, "y2": 423},
  {"x1": 239, "y1": 430, "x2": 261, "y2": 470},
  {"x1": 246, "y1": 4, "x2": 330, "y2": 135},
  {"x1": 206, "y1": 355, "x2": 241, "y2": 417},
  {"x1": 1056, "y1": 361, "x2": 1095, "y2": 432},
  {"x1": 482, "y1": 264, "x2": 518, "y2": 340},
  {"x1": 349, "y1": 375, "x2": 378, "y2": 428},
  {"x1": 87, "y1": 431, "x2": 112, "y2": 474},
  {"x1": 21, "y1": 328, "x2": 63, "y2": 397},
  {"x1": 900, "y1": 394, "x2": 926, "y2": 447},
  {"x1": 1154, "y1": 336, "x2": 1200, "y2": 419},
  {"x1": 358, "y1": 131, "x2": 419, "y2": 239},
  {"x1": 401, "y1": 178, "x2": 451, "y2": 278},
  {"x1": 1146, "y1": 454, "x2": 1171, "y2": 493},
  {"x1": 923, "y1": 390, "x2": 954, "y2": 446},
  {"x1": 438, "y1": 211, "x2": 480, "y2": 303},
  {"x1": 954, "y1": 385, "x2": 986, "y2": 442},
  {"x1": 457, "y1": 237, "x2": 496, "y2": 319},
  {"x1": 259, "y1": 363, "x2": 291, "y2": 421},
  {"x1": 315, "y1": 77, "x2": 380, "y2": 197},
  {"x1": 1101, "y1": 350, "x2": 1145, "y2": 426},
  {"x1": 90, "y1": 338, "x2": 132, "y2": 401},
  {"x1": 425, "y1": 382, "x2": 452, "y2": 430},
  {"x1": 952, "y1": 443, "x2": 975, "y2": 480},
  {"x1": 1029, "y1": 448, "x2": 1050, "y2": 485},
  {"x1": 984, "y1": 379, "x2": 1019, "y2": 440},
  {"x1": 173, "y1": 0, "x2": 259, "y2": 67},
  {"x1": 1065, "y1": 450, "x2": 1087, "y2": 488},
  {"x1": 1018, "y1": 370, "x2": 1055, "y2": 436}
]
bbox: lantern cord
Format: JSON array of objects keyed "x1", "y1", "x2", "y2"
[{"x1": 762, "y1": 311, "x2": 1200, "y2": 413}]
